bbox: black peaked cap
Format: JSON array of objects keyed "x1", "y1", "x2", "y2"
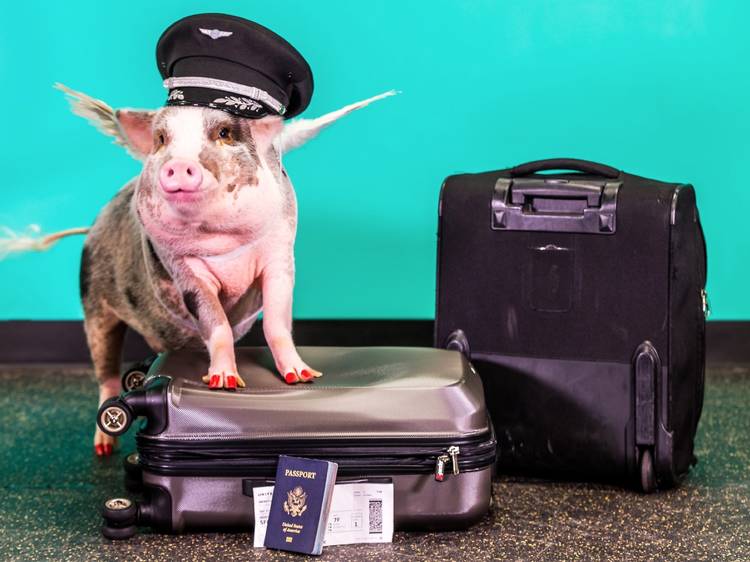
[{"x1": 156, "y1": 14, "x2": 313, "y2": 119}]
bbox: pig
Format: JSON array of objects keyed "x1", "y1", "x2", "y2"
[{"x1": 50, "y1": 84, "x2": 394, "y2": 455}]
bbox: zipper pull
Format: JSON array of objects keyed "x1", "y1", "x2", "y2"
[
  {"x1": 448, "y1": 445, "x2": 460, "y2": 475},
  {"x1": 434, "y1": 454, "x2": 449, "y2": 482}
]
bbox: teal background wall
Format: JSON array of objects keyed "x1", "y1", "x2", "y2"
[{"x1": 0, "y1": 0, "x2": 747, "y2": 320}]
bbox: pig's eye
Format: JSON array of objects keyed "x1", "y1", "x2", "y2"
[
  {"x1": 157, "y1": 134, "x2": 165, "y2": 146},
  {"x1": 218, "y1": 127, "x2": 232, "y2": 141}
]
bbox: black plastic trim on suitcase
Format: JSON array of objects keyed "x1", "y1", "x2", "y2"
[
  {"x1": 633, "y1": 341, "x2": 659, "y2": 447},
  {"x1": 491, "y1": 177, "x2": 621, "y2": 234},
  {"x1": 136, "y1": 483, "x2": 172, "y2": 531}
]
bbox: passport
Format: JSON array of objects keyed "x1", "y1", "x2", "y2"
[{"x1": 263, "y1": 455, "x2": 338, "y2": 555}]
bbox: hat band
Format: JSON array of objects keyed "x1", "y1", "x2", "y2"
[{"x1": 163, "y1": 76, "x2": 286, "y2": 115}]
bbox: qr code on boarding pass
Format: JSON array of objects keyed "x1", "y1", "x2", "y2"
[{"x1": 368, "y1": 499, "x2": 383, "y2": 534}]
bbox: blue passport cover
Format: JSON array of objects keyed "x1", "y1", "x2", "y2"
[{"x1": 264, "y1": 455, "x2": 338, "y2": 555}]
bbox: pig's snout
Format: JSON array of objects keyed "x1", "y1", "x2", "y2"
[{"x1": 159, "y1": 159, "x2": 203, "y2": 193}]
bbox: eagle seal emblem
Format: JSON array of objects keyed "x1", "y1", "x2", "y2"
[{"x1": 283, "y1": 486, "x2": 308, "y2": 517}]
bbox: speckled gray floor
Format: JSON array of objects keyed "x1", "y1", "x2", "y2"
[{"x1": 1, "y1": 363, "x2": 748, "y2": 561}]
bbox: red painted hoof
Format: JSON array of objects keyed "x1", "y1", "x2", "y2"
[
  {"x1": 300, "y1": 369, "x2": 313, "y2": 381},
  {"x1": 225, "y1": 375, "x2": 237, "y2": 390},
  {"x1": 208, "y1": 374, "x2": 221, "y2": 389},
  {"x1": 284, "y1": 372, "x2": 297, "y2": 384},
  {"x1": 95, "y1": 444, "x2": 104, "y2": 456},
  {"x1": 103, "y1": 444, "x2": 113, "y2": 456}
]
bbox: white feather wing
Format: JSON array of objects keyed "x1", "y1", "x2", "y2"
[
  {"x1": 54, "y1": 83, "x2": 142, "y2": 159},
  {"x1": 278, "y1": 90, "x2": 398, "y2": 154}
]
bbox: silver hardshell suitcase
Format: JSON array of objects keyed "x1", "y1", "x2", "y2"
[{"x1": 97, "y1": 347, "x2": 496, "y2": 538}]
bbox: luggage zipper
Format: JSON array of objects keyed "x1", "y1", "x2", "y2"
[
  {"x1": 434, "y1": 445, "x2": 461, "y2": 482},
  {"x1": 136, "y1": 432, "x2": 494, "y2": 478}
]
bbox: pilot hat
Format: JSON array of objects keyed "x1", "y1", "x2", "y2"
[{"x1": 156, "y1": 13, "x2": 313, "y2": 119}]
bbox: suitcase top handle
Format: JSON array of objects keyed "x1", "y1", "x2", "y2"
[
  {"x1": 510, "y1": 158, "x2": 620, "y2": 179},
  {"x1": 492, "y1": 159, "x2": 622, "y2": 234}
]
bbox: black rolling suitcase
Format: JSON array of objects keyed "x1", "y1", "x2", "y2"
[
  {"x1": 435, "y1": 158, "x2": 707, "y2": 491},
  {"x1": 97, "y1": 347, "x2": 497, "y2": 538}
]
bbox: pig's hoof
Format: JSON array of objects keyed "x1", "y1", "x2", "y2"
[
  {"x1": 202, "y1": 372, "x2": 245, "y2": 390},
  {"x1": 95, "y1": 444, "x2": 114, "y2": 456},
  {"x1": 300, "y1": 368, "x2": 323, "y2": 382},
  {"x1": 283, "y1": 368, "x2": 323, "y2": 384},
  {"x1": 94, "y1": 428, "x2": 117, "y2": 457},
  {"x1": 223, "y1": 374, "x2": 247, "y2": 390}
]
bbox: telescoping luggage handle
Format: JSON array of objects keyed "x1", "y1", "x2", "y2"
[{"x1": 492, "y1": 158, "x2": 622, "y2": 234}]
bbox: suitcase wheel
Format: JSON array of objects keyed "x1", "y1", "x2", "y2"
[
  {"x1": 123, "y1": 453, "x2": 143, "y2": 493},
  {"x1": 97, "y1": 399, "x2": 134, "y2": 437},
  {"x1": 101, "y1": 524, "x2": 137, "y2": 540},
  {"x1": 101, "y1": 497, "x2": 137, "y2": 524},
  {"x1": 101, "y1": 497, "x2": 138, "y2": 539},
  {"x1": 123, "y1": 452, "x2": 140, "y2": 475},
  {"x1": 121, "y1": 368, "x2": 147, "y2": 393},
  {"x1": 639, "y1": 449, "x2": 657, "y2": 493},
  {"x1": 121, "y1": 355, "x2": 158, "y2": 392}
]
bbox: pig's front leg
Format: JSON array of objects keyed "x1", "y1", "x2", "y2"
[
  {"x1": 176, "y1": 258, "x2": 245, "y2": 391},
  {"x1": 262, "y1": 262, "x2": 322, "y2": 384}
]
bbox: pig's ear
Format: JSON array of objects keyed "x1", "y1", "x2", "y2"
[
  {"x1": 55, "y1": 83, "x2": 155, "y2": 160},
  {"x1": 278, "y1": 90, "x2": 397, "y2": 154},
  {"x1": 249, "y1": 116, "x2": 284, "y2": 152},
  {"x1": 115, "y1": 110, "x2": 155, "y2": 157}
]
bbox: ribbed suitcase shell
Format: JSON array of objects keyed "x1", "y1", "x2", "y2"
[{"x1": 109, "y1": 347, "x2": 496, "y2": 533}]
